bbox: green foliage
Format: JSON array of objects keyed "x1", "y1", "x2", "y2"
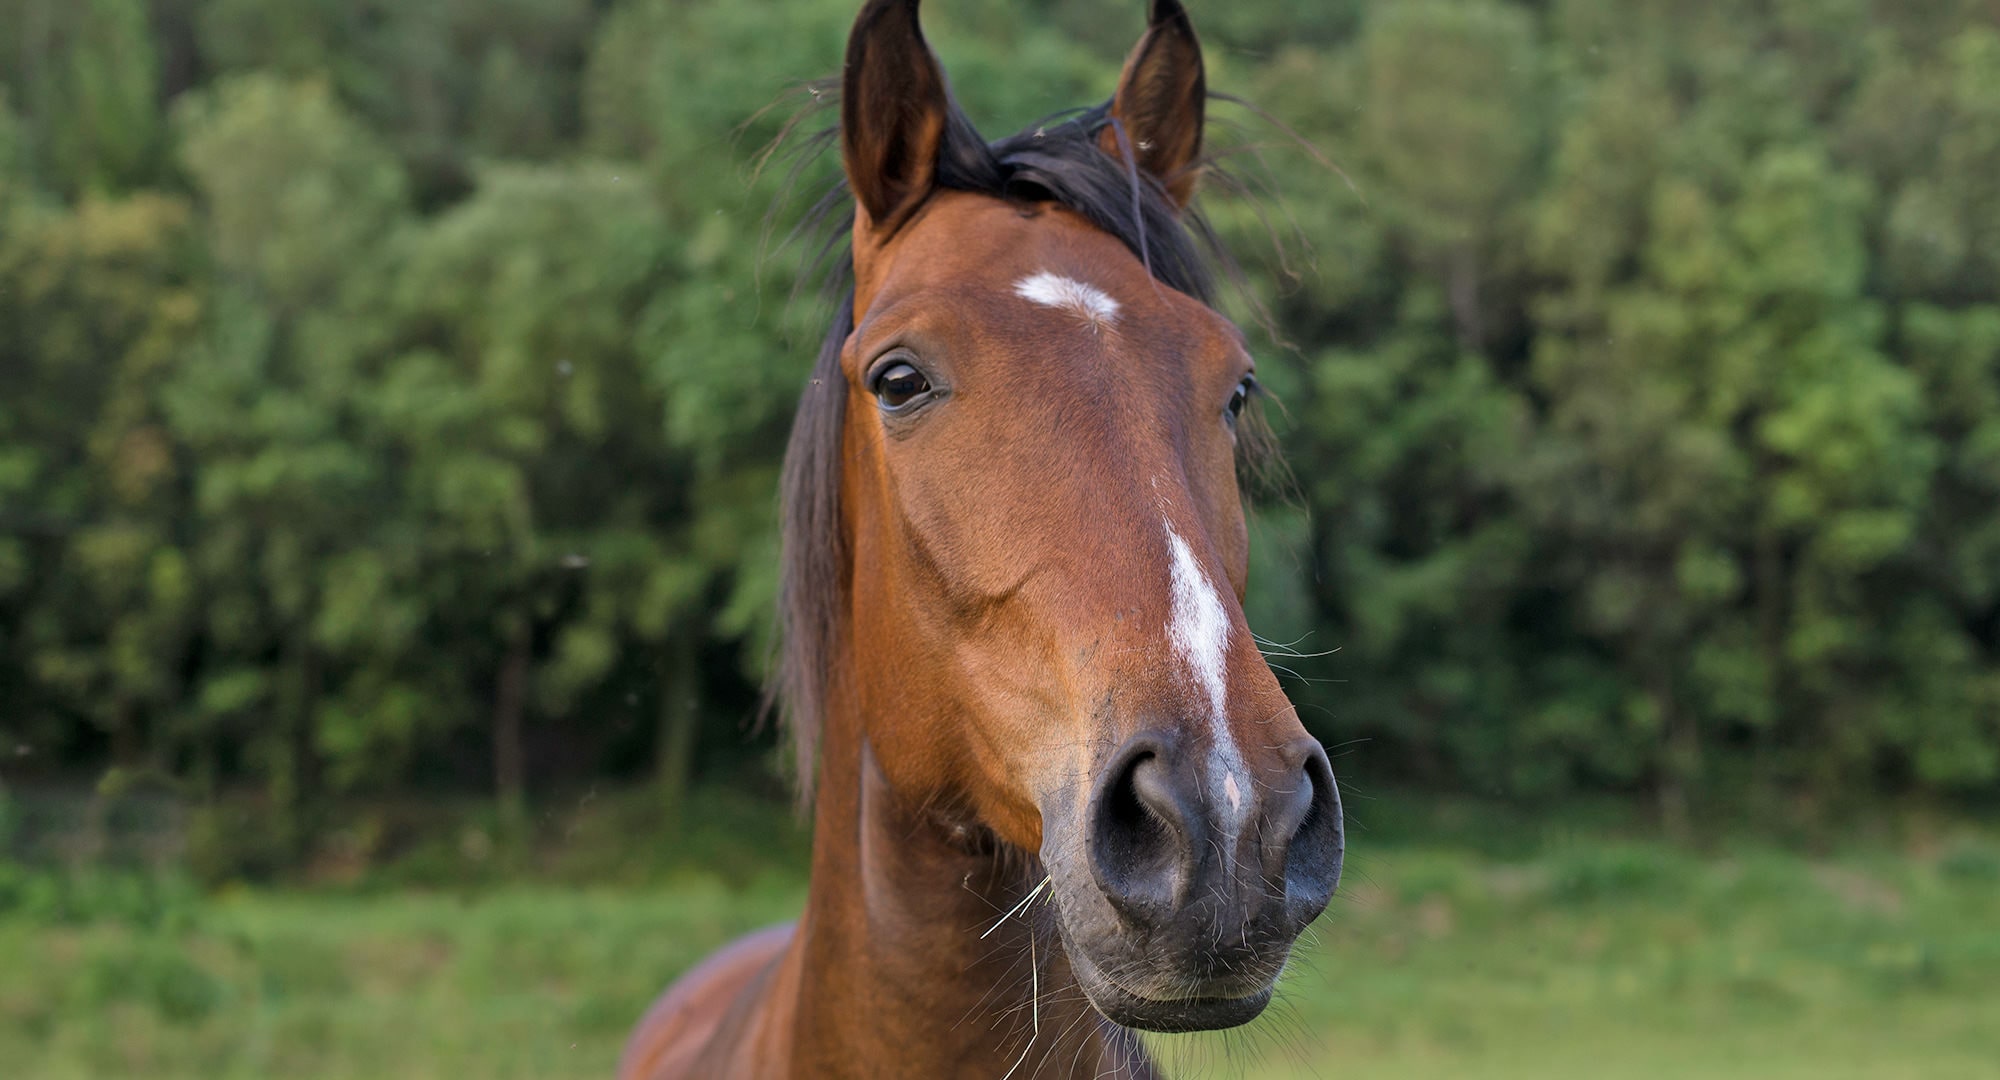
[
  {"x1": 176, "y1": 75, "x2": 407, "y2": 310},
  {"x1": 0, "y1": 0, "x2": 166, "y2": 196},
  {"x1": 0, "y1": 0, "x2": 1998, "y2": 849},
  {"x1": 0, "y1": 862, "x2": 202, "y2": 928}
]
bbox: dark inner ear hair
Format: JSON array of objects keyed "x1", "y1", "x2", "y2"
[
  {"x1": 839, "y1": 0, "x2": 952, "y2": 227},
  {"x1": 1106, "y1": 0, "x2": 1207, "y2": 204}
]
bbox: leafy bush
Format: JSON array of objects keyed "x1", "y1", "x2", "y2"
[{"x1": 0, "y1": 0, "x2": 1996, "y2": 856}]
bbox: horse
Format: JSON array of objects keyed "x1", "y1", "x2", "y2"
[{"x1": 620, "y1": 1, "x2": 1344, "y2": 1075}]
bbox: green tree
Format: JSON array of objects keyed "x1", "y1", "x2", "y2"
[
  {"x1": 380, "y1": 160, "x2": 687, "y2": 832},
  {"x1": 168, "y1": 75, "x2": 408, "y2": 852},
  {"x1": 0, "y1": 0, "x2": 164, "y2": 196}
]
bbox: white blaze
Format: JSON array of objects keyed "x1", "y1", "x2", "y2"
[
  {"x1": 1013, "y1": 271, "x2": 1121, "y2": 329},
  {"x1": 1166, "y1": 522, "x2": 1248, "y2": 820}
]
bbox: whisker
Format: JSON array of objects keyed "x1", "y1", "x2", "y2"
[{"x1": 981, "y1": 875, "x2": 1053, "y2": 939}]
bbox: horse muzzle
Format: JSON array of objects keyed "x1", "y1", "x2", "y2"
[{"x1": 1042, "y1": 728, "x2": 1344, "y2": 1032}]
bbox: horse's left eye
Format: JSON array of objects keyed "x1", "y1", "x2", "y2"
[{"x1": 1227, "y1": 376, "x2": 1255, "y2": 424}]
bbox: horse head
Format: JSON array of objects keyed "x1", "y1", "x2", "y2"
[{"x1": 785, "y1": 0, "x2": 1345, "y2": 1033}]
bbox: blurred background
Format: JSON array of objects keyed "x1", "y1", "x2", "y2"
[{"x1": 2, "y1": 0, "x2": 1998, "y2": 1076}]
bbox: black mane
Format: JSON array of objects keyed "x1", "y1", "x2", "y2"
[{"x1": 771, "y1": 88, "x2": 1238, "y2": 797}]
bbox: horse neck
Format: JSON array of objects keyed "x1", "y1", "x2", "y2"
[{"x1": 776, "y1": 687, "x2": 1149, "y2": 1078}]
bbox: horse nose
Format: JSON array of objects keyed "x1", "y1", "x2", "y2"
[
  {"x1": 1088, "y1": 733, "x2": 1203, "y2": 925},
  {"x1": 1261, "y1": 737, "x2": 1344, "y2": 927},
  {"x1": 1086, "y1": 732, "x2": 1344, "y2": 932}
]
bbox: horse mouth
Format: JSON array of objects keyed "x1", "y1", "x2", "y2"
[{"x1": 1064, "y1": 937, "x2": 1279, "y2": 1033}]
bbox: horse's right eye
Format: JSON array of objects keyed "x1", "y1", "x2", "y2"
[{"x1": 872, "y1": 362, "x2": 933, "y2": 411}]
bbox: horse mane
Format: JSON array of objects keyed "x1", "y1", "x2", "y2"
[{"x1": 767, "y1": 83, "x2": 1273, "y2": 801}]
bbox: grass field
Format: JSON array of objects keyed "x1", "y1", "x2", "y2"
[{"x1": 5, "y1": 794, "x2": 1998, "y2": 1079}]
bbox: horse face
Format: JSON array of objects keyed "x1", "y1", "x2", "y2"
[{"x1": 831, "y1": 0, "x2": 1342, "y2": 1033}]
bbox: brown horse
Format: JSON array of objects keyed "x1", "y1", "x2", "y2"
[{"x1": 621, "y1": 1, "x2": 1343, "y2": 1075}]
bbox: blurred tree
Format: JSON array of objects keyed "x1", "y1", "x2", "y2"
[
  {"x1": 382, "y1": 161, "x2": 690, "y2": 832},
  {"x1": 168, "y1": 75, "x2": 408, "y2": 853},
  {"x1": 0, "y1": 190, "x2": 203, "y2": 777},
  {"x1": 0, "y1": 0, "x2": 165, "y2": 196},
  {"x1": 0, "y1": 0, "x2": 1995, "y2": 855},
  {"x1": 1352, "y1": 0, "x2": 1542, "y2": 352}
]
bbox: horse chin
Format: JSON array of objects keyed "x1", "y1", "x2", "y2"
[{"x1": 1061, "y1": 931, "x2": 1278, "y2": 1033}]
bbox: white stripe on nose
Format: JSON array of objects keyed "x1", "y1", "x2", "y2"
[{"x1": 1165, "y1": 521, "x2": 1249, "y2": 825}]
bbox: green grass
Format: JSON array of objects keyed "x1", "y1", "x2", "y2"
[
  {"x1": 1201, "y1": 838, "x2": 2000, "y2": 1079},
  {"x1": 4, "y1": 805, "x2": 1998, "y2": 1078}
]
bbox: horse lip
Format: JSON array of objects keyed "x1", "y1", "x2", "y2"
[{"x1": 1063, "y1": 936, "x2": 1277, "y2": 1033}]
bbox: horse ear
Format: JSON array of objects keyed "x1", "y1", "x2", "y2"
[
  {"x1": 841, "y1": 0, "x2": 949, "y2": 233},
  {"x1": 1100, "y1": 0, "x2": 1207, "y2": 210}
]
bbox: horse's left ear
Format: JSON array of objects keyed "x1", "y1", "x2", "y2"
[{"x1": 1100, "y1": 0, "x2": 1207, "y2": 210}]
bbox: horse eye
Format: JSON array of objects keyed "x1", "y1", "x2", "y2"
[
  {"x1": 872, "y1": 361, "x2": 932, "y2": 410},
  {"x1": 1227, "y1": 376, "x2": 1255, "y2": 423}
]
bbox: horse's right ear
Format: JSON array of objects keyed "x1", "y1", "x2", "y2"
[{"x1": 841, "y1": 0, "x2": 949, "y2": 235}]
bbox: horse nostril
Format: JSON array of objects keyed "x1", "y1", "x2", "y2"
[
  {"x1": 1089, "y1": 734, "x2": 1199, "y2": 924},
  {"x1": 1268, "y1": 740, "x2": 1344, "y2": 925}
]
